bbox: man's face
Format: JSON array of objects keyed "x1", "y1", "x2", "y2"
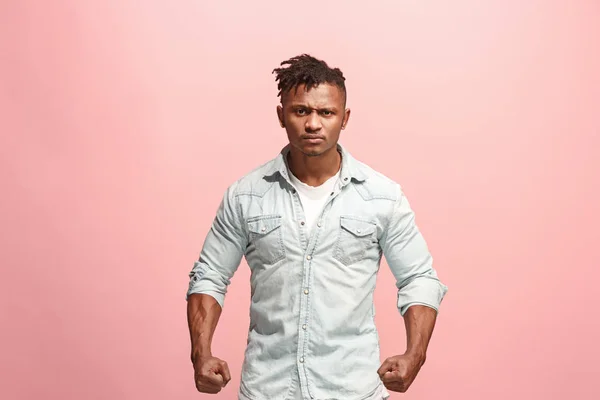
[{"x1": 277, "y1": 83, "x2": 350, "y2": 157}]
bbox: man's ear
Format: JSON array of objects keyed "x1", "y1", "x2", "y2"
[
  {"x1": 341, "y1": 108, "x2": 351, "y2": 130},
  {"x1": 277, "y1": 105, "x2": 285, "y2": 128}
]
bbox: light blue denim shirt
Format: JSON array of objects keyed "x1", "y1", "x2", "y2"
[{"x1": 186, "y1": 143, "x2": 448, "y2": 400}]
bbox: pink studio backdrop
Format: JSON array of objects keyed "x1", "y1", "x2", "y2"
[{"x1": 1, "y1": 1, "x2": 599, "y2": 399}]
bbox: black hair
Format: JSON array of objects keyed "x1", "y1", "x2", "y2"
[{"x1": 272, "y1": 54, "x2": 346, "y2": 104}]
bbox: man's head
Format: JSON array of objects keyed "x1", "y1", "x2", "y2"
[{"x1": 273, "y1": 54, "x2": 350, "y2": 157}]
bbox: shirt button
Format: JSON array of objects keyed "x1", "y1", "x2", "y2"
[
  {"x1": 356, "y1": 229, "x2": 361, "y2": 233},
  {"x1": 317, "y1": 222, "x2": 321, "y2": 228},
  {"x1": 300, "y1": 221, "x2": 305, "y2": 225},
  {"x1": 344, "y1": 177, "x2": 348, "y2": 181},
  {"x1": 330, "y1": 192, "x2": 334, "y2": 196},
  {"x1": 302, "y1": 324, "x2": 307, "y2": 330},
  {"x1": 304, "y1": 289, "x2": 309, "y2": 295},
  {"x1": 261, "y1": 227, "x2": 266, "y2": 232},
  {"x1": 306, "y1": 255, "x2": 311, "y2": 260},
  {"x1": 300, "y1": 357, "x2": 305, "y2": 363}
]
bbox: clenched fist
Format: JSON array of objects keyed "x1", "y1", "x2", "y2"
[
  {"x1": 377, "y1": 354, "x2": 425, "y2": 393},
  {"x1": 193, "y1": 355, "x2": 231, "y2": 394}
]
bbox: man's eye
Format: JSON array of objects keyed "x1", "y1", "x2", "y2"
[
  {"x1": 296, "y1": 109, "x2": 307, "y2": 115},
  {"x1": 321, "y1": 110, "x2": 332, "y2": 116}
]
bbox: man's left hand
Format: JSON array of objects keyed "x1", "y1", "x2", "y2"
[{"x1": 377, "y1": 353, "x2": 425, "y2": 393}]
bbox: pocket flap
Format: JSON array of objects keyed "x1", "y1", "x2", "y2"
[
  {"x1": 247, "y1": 215, "x2": 283, "y2": 235},
  {"x1": 339, "y1": 216, "x2": 376, "y2": 237}
]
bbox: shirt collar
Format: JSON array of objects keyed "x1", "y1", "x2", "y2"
[{"x1": 265, "y1": 142, "x2": 367, "y2": 185}]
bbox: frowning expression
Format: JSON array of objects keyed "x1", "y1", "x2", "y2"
[{"x1": 277, "y1": 83, "x2": 350, "y2": 157}]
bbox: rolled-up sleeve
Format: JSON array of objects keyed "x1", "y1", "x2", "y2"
[
  {"x1": 186, "y1": 182, "x2": 247, "y2": 307},
  {"x1": 380, "y1": 185, "x2": 448, "y2": 316}
]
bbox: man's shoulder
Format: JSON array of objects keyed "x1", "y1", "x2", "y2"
[
  {"x1": 351, "y1": 157, "x2": 402, "y2": 201},
  {"x1": 226, "y1": 155, "x2": 280, "y2": 197}
]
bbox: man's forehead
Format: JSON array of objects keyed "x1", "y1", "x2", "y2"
[{"x1": 284, "y1": 83, "x2": 344, "y2": 105}]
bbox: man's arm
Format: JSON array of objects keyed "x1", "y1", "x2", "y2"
[
  {"x1": 186, "y1": 182, "x2": 247, "y2": 394},
  {"x1": 188, "y1": 293, "x2": 231, "y2": 393},
  {"x1": 186, "y1": 182, "x2": 247, "y2": 306},
  {"x1": 188, "y1": 293, "x2": 223, "y2": 362},
  {"x1": 378, "y1": 185, "x2": 448, "y2": 392},
  {"x1": 377, "y1": 305, "x2": 437, "y2": 392},
  {"x1": 403, "y1": 304, "x2": 437, "y2": 363}
]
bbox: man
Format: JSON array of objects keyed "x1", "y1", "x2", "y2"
[{"x1": 186, "y1": 54, "x2": 448, "y2": 400}]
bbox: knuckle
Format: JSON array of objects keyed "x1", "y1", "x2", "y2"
[{"x1": 198, "y1": 370, "x2": 210, "y2": 379}]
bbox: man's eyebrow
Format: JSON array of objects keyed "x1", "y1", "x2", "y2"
[{"x1": 289, "y1": 104, "x2": 339, "y2": 112}]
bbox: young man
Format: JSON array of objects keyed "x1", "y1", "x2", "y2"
[{"x1": 186, "y1": 54, "x2": 448, "y2": 400}]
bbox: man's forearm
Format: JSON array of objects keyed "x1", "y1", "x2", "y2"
[
  {"x1": 187, "y1": 293, "x2": 222, "y2": 362},
  {"x1": 403, "y1": 305, "x2": 438, "y2": 362}
]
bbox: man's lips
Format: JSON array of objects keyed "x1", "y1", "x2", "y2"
[{"x1": 302, "y1": 136, "x2": 325, "y2": 141}]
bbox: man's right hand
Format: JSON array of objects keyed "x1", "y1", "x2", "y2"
[{"x1": 193, "y1": 355, "x2": 231, "y2": 394}]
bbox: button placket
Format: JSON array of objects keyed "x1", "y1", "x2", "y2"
[
  {"x1": 295, "y1": 181, "x2": 344, "y2": 398},
  {"x1": 300, "y1": 251, "x2": 311, "y2": 371}
]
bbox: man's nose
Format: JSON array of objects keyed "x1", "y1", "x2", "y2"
[{"x1": 305, "y1": 111, "x2": 322, "y2": 132}]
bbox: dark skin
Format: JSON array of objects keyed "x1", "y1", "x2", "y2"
[
  {"x1": 188, "y1": 294, "x2": 230, "y2": 394},
  {"x1": 378, "y1": 305, "x2": 438, "y2": 392},
  {"x1": 276, "y1": 83, "x2": 350, "y2": 187},
  {"x1": 188, "y1": 83, "x2": 438, "y2": 394}
]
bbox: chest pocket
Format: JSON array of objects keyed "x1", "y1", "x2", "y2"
[
  {"x1": 333, "y1": 216, "x2": 378, "y2": 266},
  {"x1": 246, "y1": 215, "x2": 286, "y2": 265}
]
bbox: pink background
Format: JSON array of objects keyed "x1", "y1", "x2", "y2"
[{"x1": 1, "y1": 1, "x2": 599, "y2": 399}]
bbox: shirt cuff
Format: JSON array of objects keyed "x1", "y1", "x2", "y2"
[{"x1": 397, "y1": 276, "x2": 448, "y2": 316}]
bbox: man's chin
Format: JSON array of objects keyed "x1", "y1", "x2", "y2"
[
  {"x1": 304, "y1": 150, "x2": 323, "y2": 157},
  {"x1": 290, "y1": 141, "x2": 332, "y2": 157},
  {"x1": 300, "y1": 143, "x2": 328, "y2": 157}
]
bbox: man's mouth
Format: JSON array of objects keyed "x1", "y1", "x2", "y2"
[{"x1": 302, "y1": 136, "x2": 325, "y2": 141}]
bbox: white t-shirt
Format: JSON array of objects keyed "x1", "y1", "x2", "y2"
[{"x1": 288, "y1": 167, "x2": 340, "y2": 236}]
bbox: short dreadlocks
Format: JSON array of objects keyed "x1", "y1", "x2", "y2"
[{"x1": 272, "y1": 54, "x2": 347, "y2": 105}]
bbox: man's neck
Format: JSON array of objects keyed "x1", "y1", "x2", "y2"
[{"x1": 287, "y1": 145, "x2": 341, "y2": 187}]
